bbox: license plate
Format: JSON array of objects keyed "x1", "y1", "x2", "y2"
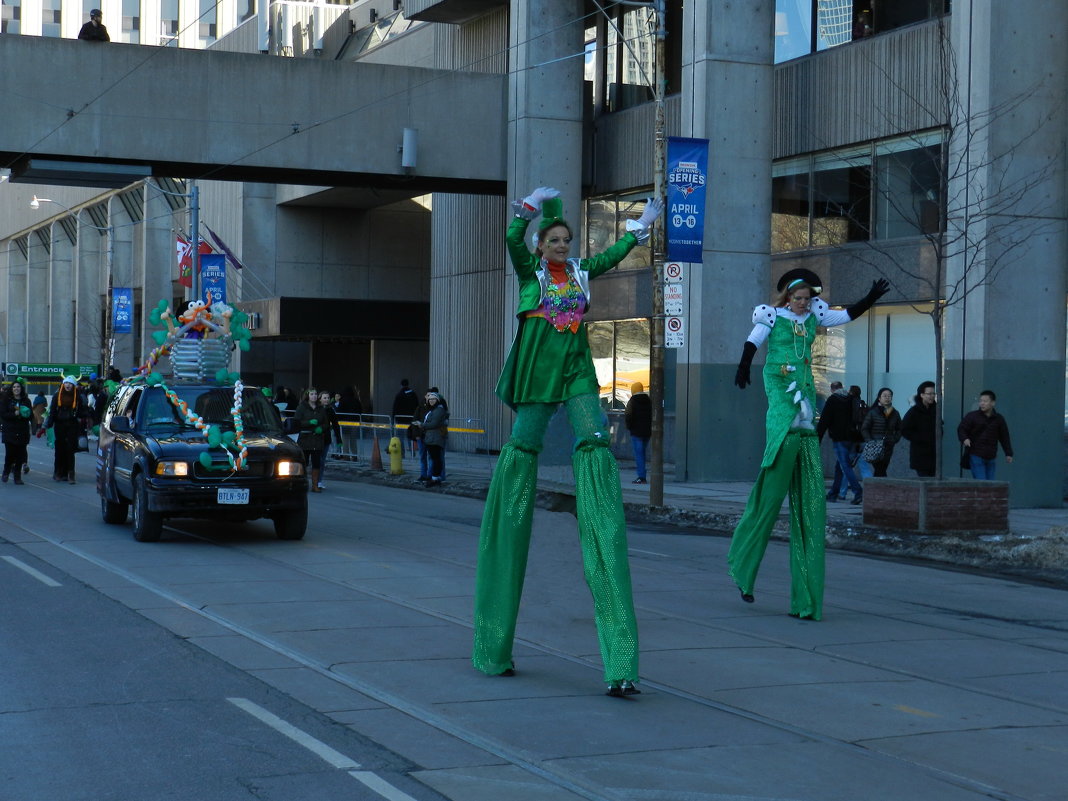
[{"x1": 217, "y1": 487, "x2": 250, "y2": 505}]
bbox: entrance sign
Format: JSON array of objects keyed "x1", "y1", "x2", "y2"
[{"x1": 3, "y1": 362, "x2": 100, "y2": 380}]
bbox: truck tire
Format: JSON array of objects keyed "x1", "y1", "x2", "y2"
[{"x1": 131, "y1": 473, "x2": 164, "y2": 542}]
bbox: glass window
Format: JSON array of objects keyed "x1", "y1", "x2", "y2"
[
  {"x1": 122, "y1": 0, "x2": 140, "y2": 43},
  {"x1": 772, "y1": 159, "x2": 812, "y2": 253},
  {"x1": 776, "y1": 0, "x2": 812, "y2": 62},
  {"x1": 777, "y1": 0, "x2": 949, "y2": 63},
  {"x1": 2, "y1": 0, "x2": 22, "y2": 35},
  {"x1": 42, "y1": 0, "x2": 60, "y2": 37},
  {"x1": 199, "y1": 0, "x2": 216, "y2": 45},
  {"x1": 588, "y1": 319, "x2": 650, "y2": 410},
  {"x1": 238, "y1": 0, "x2": 255, "y2": 24},
  {"x1": 874, "y1": 135, "x2": 942, "y2": 239},
  {"x1": 160, "y1": 0, "x2": 178, "y2": 44},
  {"x1": 811, "y1": 148, "x2": 871, "y2": 246},
  {"x1": 585, "y1": 192, "x2": 652, "y2": 271}
]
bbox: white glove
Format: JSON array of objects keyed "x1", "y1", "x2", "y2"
[
  {"x1": 521, "y1": 186, "x2": 560, "y2": 211},
  {"x1": 635, "y1": 196, "x2": 665, "y2": 229}
]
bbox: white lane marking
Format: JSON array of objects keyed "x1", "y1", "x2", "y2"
[
  {"x1": 1, "y1": 555, "x2": 62, "y2": 587},
  {"x1": 348, "y1": 771, "x2": 421, "y2": 801},
  {"x1": 228, "y1": 697, "x2": 361, "y2": 770},
  {"x1": 628, "y1": 548, "x2": 672, "y2": 558},
  {"x1": 338, "y1": 497, "x2": 387, "y2": 508}
]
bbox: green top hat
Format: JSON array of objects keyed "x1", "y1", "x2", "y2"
[{"x1": 538, "y1": 196, "x2": 566, "y2": 231}]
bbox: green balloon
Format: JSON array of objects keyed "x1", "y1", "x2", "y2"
[
  {"x1": 152, "y1": 330, "x2": 167, "y2": 345},
  {"x1": 149, "y1": 309, "x2": 161, "y2": 326},
  {"x1": 238, "y1": 339, "x2": 250, "y2": 352},
  {"x1": 222, "y1": 431, "x2": 235, "y2": 446},
  {"x1": 199, "y1": 452, "x2": 213, "y2": 468},
  {"x1": 315, "y1": 426, "x2": 322, "y2": 435},
  {"x1": 157, "y1": 299, "x2": 169, "y2": 311},
  {"x1": 207, "y1": 429, "x2": 221, "y2": 447}
]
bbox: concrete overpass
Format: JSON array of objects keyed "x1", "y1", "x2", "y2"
[{"x1": 0, "y1": 35, "x2": 507, "y2": 195}]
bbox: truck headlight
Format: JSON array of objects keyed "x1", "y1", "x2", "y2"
[
  {"x1": 277, "y1": 460, "x2": 304, "y2": 476},
  {"x1": 155, "y1": 461, "x2": 189, "y2": 477}
]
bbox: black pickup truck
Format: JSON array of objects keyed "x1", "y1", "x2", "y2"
[{"x1": 96, "y1": 382, "x2": 308, "y2": 542}]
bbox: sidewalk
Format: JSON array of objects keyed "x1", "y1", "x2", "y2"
[{"x1": 326, "y1": 448, "x2": 1068, "y2": 587}]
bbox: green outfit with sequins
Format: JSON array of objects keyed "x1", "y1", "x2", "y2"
[
  {"x1": 728, "y1": 312, "x2": 826, "y2": 620},
  {"x1": 473, "y1": 215, "x2": 641, "y2": 685}
]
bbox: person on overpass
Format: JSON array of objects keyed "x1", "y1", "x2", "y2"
[{"x1": 77, "y1": 9, "x2": 110, "y2": 41}]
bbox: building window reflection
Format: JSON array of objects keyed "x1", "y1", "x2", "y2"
[
  {"x1": 772, "y1": 131, "x2": 943, "y2": 253},
  {"x1": 776, "y1": 0, "x2": 950, "y2": 63}
]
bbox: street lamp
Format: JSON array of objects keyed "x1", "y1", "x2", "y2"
[{"x1": 30, "y1": 195, "x2": 115, "y2": 371}]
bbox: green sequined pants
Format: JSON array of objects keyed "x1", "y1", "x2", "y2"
[
  {"x1": 727, "y1": 429, "x2": 825, "y2": 620},
  {"x1": 472, "y1": 394, "x2": 639, "y2": 683}
]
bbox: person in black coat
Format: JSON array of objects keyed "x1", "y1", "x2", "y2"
[
  {"x1": 817, "y1": 381, "x2": 863, "y2": 503},
  {"x1": 1, "y1": 380, "x2": 34, "y2": 484},
  {"x1": 44, "y1": 376, "x2": 90, "y2": 484},
  {"x1": 957, "y1": 389, "x2": 1014, "y2": 480},
  {"x1": 860, "y1": 387, "x2": 902, "y2": 478},
  {"x1": 624, "y1": 382, "x2": 652, "y2": 484},
  {"x1": 901, "y1": 381, "x2": 939, "y2": 477}
]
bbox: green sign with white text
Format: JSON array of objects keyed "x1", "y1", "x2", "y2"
[{"x1": 2, "y1": 362, "x2": 101, "y2": 381}]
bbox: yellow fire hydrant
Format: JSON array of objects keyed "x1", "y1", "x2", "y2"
[{"x1": 387, "y1": 436, "x2": 404, "y2": 475}]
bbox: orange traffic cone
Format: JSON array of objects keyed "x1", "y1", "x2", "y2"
[{"x1": 370, "y1": 434, "x2": 383, "y2": 471}]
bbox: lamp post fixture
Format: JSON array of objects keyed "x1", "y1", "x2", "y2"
[{"x1": 30, "y1": 195, "x2": 115, "y2": 372}]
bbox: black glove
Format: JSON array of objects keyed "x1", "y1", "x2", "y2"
[
  {"x1": 846, "y1": 278, "x2": 890, "y2": 320},
  {"x1": 734, "y1": 341, "x2": 757, "y2": 389}
]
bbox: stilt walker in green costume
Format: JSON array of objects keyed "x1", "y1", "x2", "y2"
[
  {"x1": 729, "y1": 270, "x2": 889, "y2": 620},
  {"x1": 472, "y1": 186, "x2": 663, "y2": 696}
]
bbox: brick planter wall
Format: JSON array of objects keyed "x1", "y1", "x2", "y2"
[{"x1": 862, "y1": 478, "x2": 1009, "y2": 533}]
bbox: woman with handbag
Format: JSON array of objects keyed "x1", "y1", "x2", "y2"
[
  {"x1": 729, "y1": 269, "x2": 889, "y2": 621},
  {"x1": 861, "y1": 387, "x2": 902, "y2": 477}
]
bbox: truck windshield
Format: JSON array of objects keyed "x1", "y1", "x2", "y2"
[{"x1": 155, "y1": 387, "x2": 285, "y2": 434}]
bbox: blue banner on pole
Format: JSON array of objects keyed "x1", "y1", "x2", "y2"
[
  {"x1": 666, "y1": 137, "x2": 710, "y2": 263},
  {"x1": 200, "y1": 254, "x2": 227, "y2": 305},
  {"x1": 112, "y1": 287, "x2": 133, "y2": 333}
]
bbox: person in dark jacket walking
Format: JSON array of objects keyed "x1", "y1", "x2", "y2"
[
  {"x1": 817, "y1": 381, "x2": 863, "y2": 504},
  {"x1": 1, "y1": 380, "x2": 34, "y2": 484},
  {"x1": 294, "y1": 388, "x2": 326, "y2": 492},
  {"x1": 316, "y1": 390, "x2": 343, "y2": 489},
  {"x1": 901, "y1": 381, "x2": 939, "y2": 477},
  {"x1": 44, "y1": 376, "x2": 89, "y2": 484},
  {"x1": 624, "y1": 382, "x2": 652, "y2": 484},
  {"x1": 860, "y1": 387, "x2": 902, "y2": 478},
  {"x1": 957, "y1": 389, "x2": 1014, "y2": 480}
]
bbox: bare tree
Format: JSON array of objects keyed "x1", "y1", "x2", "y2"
[{"x1": 810, "y1": 19, "x2": 1062, "y2": 478}]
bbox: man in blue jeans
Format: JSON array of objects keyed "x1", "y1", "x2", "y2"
[
  {"x1": 817, "y1": 381, "x2": 863, "y2": 504},
  {"x1": 958, "y1": 389, "x2": 1014, "y2": 479},
  {"x1": 624, "y1": 382, "x2": 652, "y2": 484}
]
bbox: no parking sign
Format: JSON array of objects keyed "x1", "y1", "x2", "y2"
[{"x1": 665, "y1": 316, "x2": 685, "y2": 348}]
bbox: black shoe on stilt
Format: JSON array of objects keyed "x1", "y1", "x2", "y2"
[{"x1": 741, "y1": 590, "x2": 755, "y2": 603}]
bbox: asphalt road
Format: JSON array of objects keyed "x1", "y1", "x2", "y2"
[{"x1": 1, "y1": 443, "x2": 1066, "y2": 801}]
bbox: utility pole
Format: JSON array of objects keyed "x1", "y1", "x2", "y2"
[{"x1": 649, "y1": 0, "x2": 667, "y2": 508}]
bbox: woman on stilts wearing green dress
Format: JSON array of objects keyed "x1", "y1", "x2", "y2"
[
  {"x1": 472, "y1": 186, "x2": 663, "y2": 697},
  {"x1": 729, "y1": 269, "x2": 889, "y2": 620}
]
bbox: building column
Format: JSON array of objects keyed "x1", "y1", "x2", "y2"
[
  {"x1": 2, "y1": 243, "x2": 29, "y2": 362},
  {"x1": 674, "y1": 0, "x2": 775, "y2": 480},
  {"x1": 46, "y1": 226, "x2": 75, "y2": 363},
  {"x1": 141, "y1": 187, "x2": 176, "y2": 372},
  {"x1": 108, "y1": 198, "x2": 137, "y2": 374},
  {"x1": 26, "y1": 232, "x2": 49, "y2": 362},
  {"x1": 75, "y1": 221, "x2": 105, "y2": 366},
  {"x1": 942, "y1": 3, "x2": 1068, "y2": 507}
]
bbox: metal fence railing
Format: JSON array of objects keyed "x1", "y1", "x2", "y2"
[{"x1": 280, "y1": 409, "x2": 489, "y2": 467}]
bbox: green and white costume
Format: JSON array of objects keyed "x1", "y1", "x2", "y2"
[
  {"x1": 472, "y1": 213, "x2": 641, "y2": 685},
  {"x1": 728, "y1": 298, "x2": 851, "y2": 620}
]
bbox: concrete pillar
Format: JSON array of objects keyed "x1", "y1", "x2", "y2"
[
  {"x1": 674, "y1": 0, "x2": 775, "y2": 480},
  {"x1": 48, "y1": 222, "x2": 76, "y2": 363},
  {"x1": 26, "y1": 231, "x2": 50, "y2": 362},
  {"x1": 2, "y1": 243, "x2": 29, "y2": 362},
  {"x1": 75, "y1": 221, "x2": 105, "y2": 366},
  {"x1": 943, "y1": 3, "x2": 1068, "y2": 507},
  {"x1": 141, "y1": 187, "x2": 176, "y2": 370},
  {"x1": 108, "y1": 199, "x2": 137, "y2": 374}
]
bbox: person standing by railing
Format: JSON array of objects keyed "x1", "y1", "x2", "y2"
[{"x1": 317, "y1": 390, "x2": 343, "y2": 489}]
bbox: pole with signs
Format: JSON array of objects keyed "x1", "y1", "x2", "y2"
[{"x1": 649, "y1": 0, "x2": 667, "y2": 508}]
